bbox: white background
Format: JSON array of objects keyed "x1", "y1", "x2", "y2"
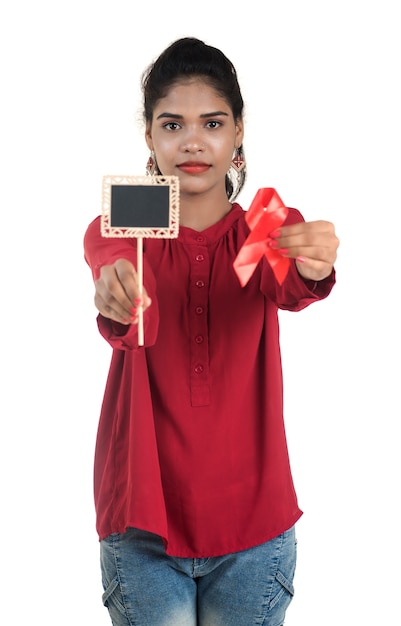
[{"x1": 1, "y1": 1, "x2": 399, "y2": 624}]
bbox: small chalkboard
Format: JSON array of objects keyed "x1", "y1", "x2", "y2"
[{"x1": 101, "y1": 175, "x2": 180, "y2": 238}]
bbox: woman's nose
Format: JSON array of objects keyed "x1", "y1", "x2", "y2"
[{"x1": 181, "y1": 130, "x2": 205, "y2": 153}]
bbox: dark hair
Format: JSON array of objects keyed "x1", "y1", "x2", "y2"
[{"x1": 141, "y1": 37, "x2": 246, "y2": 201}]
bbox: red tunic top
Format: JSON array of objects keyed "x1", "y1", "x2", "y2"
[{"x1": 84, "y1": 203, "x2": 335, "y2": 557}]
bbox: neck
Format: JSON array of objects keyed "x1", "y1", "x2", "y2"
[{"x1": 179, "y1": 190, "x2": 232, "y2": 231}]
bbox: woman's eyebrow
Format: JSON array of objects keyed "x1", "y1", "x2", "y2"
[
  {"x1": 156, "y1": 112, "x2": 183, "y2": 120},
  {"x1": 199, "y1": 111, "x2": 229, "y2": 118},
  {"x1": 156, "y1": 111, "x2": 229, "y2": 120}
]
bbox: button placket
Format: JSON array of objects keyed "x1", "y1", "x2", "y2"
[{"x1": 187, "y1": 238, "x2": 210, "y2": 406}]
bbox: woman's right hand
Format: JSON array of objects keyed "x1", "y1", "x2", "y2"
[{"x1": 94, "y1": 259, "x2": 152, "y2": 325}]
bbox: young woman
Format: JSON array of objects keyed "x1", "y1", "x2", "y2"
[{"x1": 84, "y1": 37, "x2": 339, "y2": 626}]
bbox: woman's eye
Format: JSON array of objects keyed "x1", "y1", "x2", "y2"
[
  {"x1": 206, "y1": 120, "x2": 222, "y2": 129},
  {"x1": 164, "y1": 122, "x2": 181, "y2": 131}
]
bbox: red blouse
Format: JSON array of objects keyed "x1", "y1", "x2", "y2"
[{"x1": 84, "y1": 203, "x2": 335, "y2": 557}]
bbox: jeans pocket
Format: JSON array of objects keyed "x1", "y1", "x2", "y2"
[
  {"x1": 268, "y1": 568, "x2": 295, "y2": 611},
  {"x1": 102, "y1": 575, "x2": 127, "y2": 615},
  {"x1": 266, "y1": 529, "x2": 297, "y2": 623}
]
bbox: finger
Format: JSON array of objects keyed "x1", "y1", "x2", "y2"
[
  {"x1": 94, "y1": 292, "x2": 135, "y2": 324},
  {"x1": 295, "y1": 256, "x2": 334, "y2": 282},
  {"x1": 275, "y1": 232, "x2": 338, "y2": 254},
  {"x1": 95, "y1": 261, "x2": 152, "y2": 323},
  {"x1": 114, "y1": 260, "x2": 152, "y2": 309},
  {"x1": 269, "y1": 223, "x2": 339, "y2": 264},
  {"x1": 96, "y1": 277, "x2": 135, "y2": 318},
  {"x1": 270, "y1": 222, "x2": 339, "y2": 255},
  {"x1": 271, "y1": 220, "x2": 335, "y2": 240},
  {"x1": 97, "y1": 262, "x2": 145, "y2": 319},
  {"x1": 114, "y1": 260, "x2": 140, "y2": 304},
  {"x1": 280, "y1": 244, "x2": 338, "y2": 265}
]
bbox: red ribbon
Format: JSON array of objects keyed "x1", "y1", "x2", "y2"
[{"x1": 233, "y1": 188, "x2": 290, "y2": 287}]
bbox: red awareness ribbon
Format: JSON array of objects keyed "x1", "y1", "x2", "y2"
[{"x1": 233, "y1": 188, "x2": 290, "y2": 287}]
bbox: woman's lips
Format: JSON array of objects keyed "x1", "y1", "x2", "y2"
[{"x1": 177, "y1": 162, "x2": 211, "y2": 174}]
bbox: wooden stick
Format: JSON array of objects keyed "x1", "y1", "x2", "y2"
[{"x1": 137, "y1": 236, "x2": 144, "y2": 346}]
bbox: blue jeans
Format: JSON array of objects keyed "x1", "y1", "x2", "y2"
[{"x1": 100, "y1": 526, "x2": 297, "y2": 626}]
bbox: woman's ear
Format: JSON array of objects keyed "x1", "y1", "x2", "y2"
[
  {"x1": 235, "y1": 118, "x2": 244, "y2": 148},
  {"x1": 145, "y1": 124, "x2": 153, "y2": 151}
]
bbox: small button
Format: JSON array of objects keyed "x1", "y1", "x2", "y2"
[
  {"x1": 195, "y1": 306, "x2": 204, "y2": 314},
  {"x1": 195, "y1": 335, "x2": 204, "y2": 344},
  {"x1": 194, "y1": 364, "x2": 204, "y2": 374},
  {"x1": 195, "y1": 280, "x2": 205, "y2": 288},
  {"x1": 196, "y1": 235, "x2": 205, "y2": 243},
  {"x1": 195, "y1": 254, "x2": 205, "y2": 262}
]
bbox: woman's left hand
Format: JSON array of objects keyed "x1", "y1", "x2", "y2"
[{"x1": 269, "y1": 220, "x2": 340, "y2": 282}]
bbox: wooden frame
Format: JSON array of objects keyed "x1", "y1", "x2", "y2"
[{"x1": 101, "y1": 175, "x2": 180, "y2": 238}]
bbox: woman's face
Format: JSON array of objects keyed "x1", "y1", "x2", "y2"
[{"x1": 145, "y1": 78, "x2": 243, "y2": 199}]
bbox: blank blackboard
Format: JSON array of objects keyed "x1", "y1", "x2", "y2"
[{"x1": 111, "y1": 185, "x2": 169, "y2": 228}]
